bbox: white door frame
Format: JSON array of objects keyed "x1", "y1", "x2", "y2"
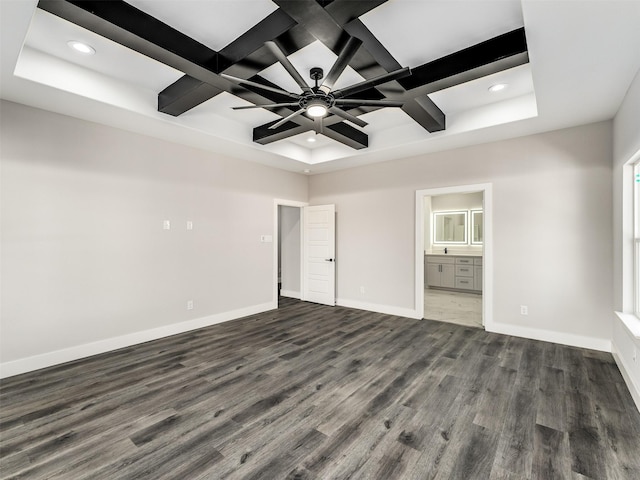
[
  {"x1": 415, "y1": 183, "x2": 494, "y2": 329},
  {"x1": 273, "y1": 199, "x2": 308, "y2": 309}
]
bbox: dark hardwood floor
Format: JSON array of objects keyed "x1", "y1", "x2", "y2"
[{"x1": 1, "y1": 298, "x2": 639, "y2": 479}]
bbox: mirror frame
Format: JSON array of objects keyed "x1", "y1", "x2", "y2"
[
  {"x1": 471, "y1": 209, "x2": 484, "y2": 245},
  {"x1": 433, "y1": 210, "x2": 468, "y2": 244}
]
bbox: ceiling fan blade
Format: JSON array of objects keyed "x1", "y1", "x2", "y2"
[
  {"x1": 334, "y1": 99, "x2": 404, "y2": 108},
  {"x1": 232, "y1": 103, "x2": 299, "y2": 110},
  {"x1": 264, "y1": 41, "x2": 313, "y2": 94},
  {"x1": 269, "y1": 109, "x2": 306, "y2": 130},
  {"x1": 319, "y1": 37, "x2": 363, "y2": 94},
  {"x1": 329, "y1": 106, "x2": 368, "y2": 128},
  {"x1": 332, "y1": 67, "x2": 411, "y2": 99},
  {"x1": 221, "y1": 73, "x2": 299, "y2": 99}
]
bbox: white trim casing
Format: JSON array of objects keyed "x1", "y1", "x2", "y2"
[
  {"x1": 415, "y1": 183, "x2": 493, "y2": 328},
  {"x1": 273, "y1": 199, "x2": 308, "y2": 309},
  {"x1": 0, "y1": 302, "x2": 274, "y2": 379}
]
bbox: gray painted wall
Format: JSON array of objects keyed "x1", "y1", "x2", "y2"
[
  {"x1": 0, "y1": 100, "x2": 308, "y2": 366},
  {"x1": 309, "y1": 122, "x2": 613, "y2": 346}
]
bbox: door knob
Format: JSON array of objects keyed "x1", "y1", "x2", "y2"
[{"x1": 325, "y1": 258, "x2": 334, "y2": 262}]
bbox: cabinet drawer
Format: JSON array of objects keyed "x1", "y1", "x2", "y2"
[
  {"x1": 426, "y1": 256, "x2": 455, "y2": 264},
  {"x1": 474, "y1": 257, "x2": 483, "y2": 266},
  {"x1": 455, "y1": 257, "x2": 473, "y2": 265},
  {"x1": 455, "y1": 277, "x2": 474, "y2": 289},
  {"x1": 455, "y1": 265, "x2": 473, "y2": 277}
]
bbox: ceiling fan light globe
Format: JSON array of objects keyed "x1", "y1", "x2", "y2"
[{"x1": 307, "y1": 104, "x2": 328, "y2": 117}]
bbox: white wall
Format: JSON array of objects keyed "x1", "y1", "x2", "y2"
[
  {"x1": 0, "y1": 101, "x2": 308, "y2": 376},
  {"x1": 309, "y1": 122, "x2": 613, "y2": 350},
  {"x1": 612, "y1": 68, "x2": 640, "y2": 410},
  {"x1": 279, "y1": 205, "x2": 301, "y2": 298}
]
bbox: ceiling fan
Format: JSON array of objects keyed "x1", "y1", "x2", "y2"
[{"x1": 222, "y1": 37, "x2": 411, "y2": 133}]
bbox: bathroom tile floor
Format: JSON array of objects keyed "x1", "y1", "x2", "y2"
[{"x1": 424, "y1": 288, "x2": 483, "y2": 328}]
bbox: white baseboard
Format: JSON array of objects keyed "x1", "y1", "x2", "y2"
[
  {"x1": 612, "y1": 342, "x2": 640, "y2": 413},
  {"x1": 0, "y1": 302, "x2": 274, "y2": 379},
  {"x1": 334, "y1": 299, "x2": 613, "y2": 357},
  {"x1": 486, "y1": 322, "x2": 611, "y2": 352},
  {"x1": 336, "y1": 298, "x2": 421, "y2": 320},
  {"x1": 280, "y1": 289, "x2": 301, "y2": 299}
]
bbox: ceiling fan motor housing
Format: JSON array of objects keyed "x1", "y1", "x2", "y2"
[{"x1": 300, "y1": 93, "x2": 333, "y2": 117}]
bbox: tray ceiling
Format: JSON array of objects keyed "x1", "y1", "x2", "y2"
[{"x1": 1, "y1": 1, "x2": 639, "y2": 174}]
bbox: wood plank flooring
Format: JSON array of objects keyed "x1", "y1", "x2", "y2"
[{"x1": 1, "y1": 298, "x2": 639, "y2": 479}]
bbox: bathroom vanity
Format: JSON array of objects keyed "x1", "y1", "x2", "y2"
[{"x1": 425, "y1": 254, "x2": 482, "y2": 293}]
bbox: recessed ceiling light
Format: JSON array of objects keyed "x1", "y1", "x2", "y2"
[
  {"x1": 488, "y1": 83, "x2": 507, "y2": 93},
  {"x1": 67, "y1": 40, "x2": 95, "y2": 55},
  {"x1": 307, "y1": 136, "x2": 316, "y2": 143},
  {"x1": 303, "y1": 169, "x2": 311, "y2": 173}
]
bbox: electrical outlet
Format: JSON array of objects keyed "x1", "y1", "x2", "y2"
[
  {"x1": 163, "y1": 220, "x2": 171, "y2": 230},
  {"x1": 186, "y1": 220, "x2": 193, "y2": 230},
  {"x1": 359, "y1": 286, "x2": 365, "y2": 294},
  {"x1": 187, "y1": 300, "x2": 194, "y2": 311},
  {"x1": 520, "y1": 305, "x2": 528, "y2": 315}
]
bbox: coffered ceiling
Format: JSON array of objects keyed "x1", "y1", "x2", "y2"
[{"x1": 1, "y1": 1, "x2": 639, "y2": 174}]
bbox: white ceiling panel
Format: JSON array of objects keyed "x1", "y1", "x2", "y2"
[
  {"x1": 361, "y1": 0, "x2": 524, "y2": 67},
  {"x1": 126, "y1": 0, "x2": 278, "y2": 51},
  {"x1": 24, "y1": 9, "x2": 183, "y2": 91}
]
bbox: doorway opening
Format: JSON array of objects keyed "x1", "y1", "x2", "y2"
[
  {"x1": 273, "y1": 200, "x2": 337, "y2": 309},
  {"x1": 415, "y1": 184, "x2": 493, "y2": 329},
  {"x1": 274, "y1": 200, "x2": 306, "y2": 309}
]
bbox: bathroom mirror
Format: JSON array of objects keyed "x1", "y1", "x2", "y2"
[
  {"x1": 471, "y1": 210, "x2": 483, "y2": 244},
  {"x1": 433, "y1": 211, "x2": 468, "y2": 244}
]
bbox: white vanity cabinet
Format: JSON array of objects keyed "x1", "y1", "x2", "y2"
[
  {"x1": 425, "y1": 256, "x2": 455, "y2": 288},
  {"x1": 426, "y1": 254, "x2": 482, "y2": 293}
]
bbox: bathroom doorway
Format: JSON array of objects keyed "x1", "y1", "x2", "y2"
[{"x1": 415, "y1": 184, "x2": 493, "y2": 329}]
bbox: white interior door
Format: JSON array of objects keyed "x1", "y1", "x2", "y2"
[{"x1": 302, "y1": 204, "x2": 335, "y2": 306}]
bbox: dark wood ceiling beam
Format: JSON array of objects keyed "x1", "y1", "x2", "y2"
[
  {"x1": 217, "y1": 9, "x2": 297, "y2": 71},
  {"x1": 399, "y1": 27, "x2": 529, "y2": 96},
  {"x1": 273, "y1": 0, "x2": 348, "y2": 52},
  {"x1": 324, "y1": 122, "x2": 368, "y2": 149},
  {"x1": 159, "y1": 0, "x2": 389, "y2": 117},
  {"x1": 341, "y1": 17, "x2": 446, "y2": 132},
  {"x1": 324, "y1": 0, "x2": 389, "y2": 26},
  {"x1": 253, "y1": 118, "x2": 368, "y2": 149},
  {"x1": 274, "y1": 0, "x2": 447, "y2": 134},
  {"x1": 158, "y1": 77, "x2": 224, "y2": 117},
  {"x1": 38, "y1": 0, "x2": 221, "y2": 76},
  {"x1": 253, "y1": 121, "x2": 309, "y2": 145},
  {"x1": 38, "y1": 0, "x2": 368, "y2": 147},
  {"x1": 402, "y1": 97, "x2": 446, "y2": 132},
  {"x1": 37, "y1": 1, "x2": 302, "y2": 120},
  {"x1": 39, "y1": 0, "x2": 527, "y2": 149},
  {"x1": 158, "y1": 9, "x2": 300, "y2": 115}
]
